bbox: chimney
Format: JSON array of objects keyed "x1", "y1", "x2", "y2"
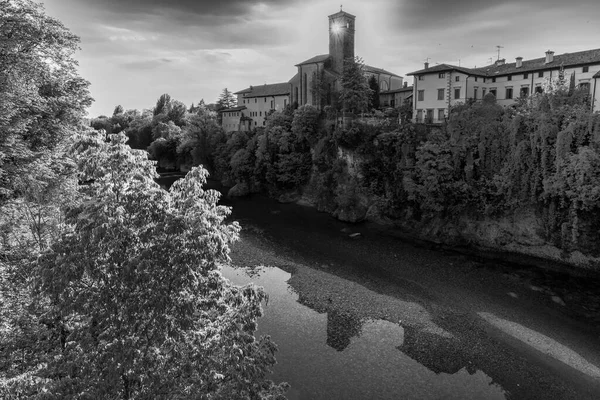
[
  {"x1": 424, "y1": 62, "x2": 429, "y2": 69},
  {"x1": 545, "y1": 50, "x2": 554, "y2": 64},
  {"x1": 495, "y1": 58, "x2": 505, "y2": 66},
  {"x1": 403, "y1": 82, "x2": 408, "y2": 88},
  {"x1": 515, "y1": 57, "x2": 523, "y2": 68}
]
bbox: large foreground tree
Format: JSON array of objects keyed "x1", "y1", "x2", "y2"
[
  {"x1": 1, "y1": 132, "x2": 288, "y2": 399},
  {"x1": 0, "y1": 0, "x2": 92, "y2": 203}
]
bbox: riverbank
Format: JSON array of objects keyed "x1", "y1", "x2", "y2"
[{"x1": 226, "y1": 211, "x2": 600, "y2": 399}]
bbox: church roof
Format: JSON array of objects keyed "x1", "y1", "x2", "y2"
[
  {"x1": 234, "y1": 83, "x2": 290, "y2": 97},
  {"x1": 295, "y1": 54, "x2": 330, "y2": 66},
  {"x1": 364, "y1": 65, "x2": 402, "y2": 78},
  {"x1": 328, "y1": 10, "x2": 356, "y2": 19}
]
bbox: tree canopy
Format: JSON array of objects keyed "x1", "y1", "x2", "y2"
[{"x1": 339, "y1": 57, "x2": 372, "y2": 114}]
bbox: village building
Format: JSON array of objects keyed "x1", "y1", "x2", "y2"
[
  {"x1": 408, "y1": 49, "x2": 600, "y2": 124},
  {"x1": 219, "y1": 9, "x2": 404, "y2": 132}
]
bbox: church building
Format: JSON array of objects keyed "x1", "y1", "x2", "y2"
[
  {"x1": 220, "y1": 9, "x2": 404, "y2": 132},
  {"x1": 289, "y1": 9, "x2": 403, "y2": 108}
]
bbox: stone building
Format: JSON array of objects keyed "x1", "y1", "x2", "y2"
[
  {"x1": 289, "y1": 10, "x2": 403, "y2": 108},
  {"x1": 408, "y1": 49, "x2": 600, "y2": 124}
]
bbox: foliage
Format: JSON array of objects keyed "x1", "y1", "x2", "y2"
[
  {"x1": 291, "y1": 105, "x2": 322, "y2": 146},
  {"x1": 0, "y1": 0, "x2": 92, "y2": 202},
  {"x1": 217, "y1": 88, "x2": 237, "y2": 110},
  {"x1": 339, "y1": 57, "x2": 372, "y2": 114},
  {"x1": 1, "y1": 132, "x2": 288, "y2": 399},
  {"x1": 368, "y1": 75, "x2": 380, "y2": 110}
]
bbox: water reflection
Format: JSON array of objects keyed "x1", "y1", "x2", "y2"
[{"x1": 222, "y1": 263, "x2": 508, "y2": 400}]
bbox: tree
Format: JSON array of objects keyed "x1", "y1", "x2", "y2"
[
  {"x1": 339, "y1": 57, "x2": 372, "y2": 114},
  {"x1": 1, "y1": 131, "x2": 288, "y2": 399},
  {"x1": 217, "y1": 88, "x2": 237, "y2": 110},
  {"x1": 368, "y1": 75, "x2": 380, "y2": 110},
  {"x1": 0, "y1": 0, "x2": 92, "y2": 203}
]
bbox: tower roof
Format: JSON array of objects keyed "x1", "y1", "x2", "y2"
[{"x1": 328, "y1": 10, "x2": 356, "y2": 19}]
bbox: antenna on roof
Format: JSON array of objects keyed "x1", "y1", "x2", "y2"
[
  {"x1": 496, "y1": 45, "x2": 504, "y2": 61},
  {"x1": 458, "y1": 59, "x2": 461, "y2": 67},
  {"x1": 340, "y1": 4, "x2": 343, "y2": 11}
]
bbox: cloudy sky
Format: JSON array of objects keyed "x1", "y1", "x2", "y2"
[{"x1": 41, "y1": 0, "x2": 599, "y2": 117}]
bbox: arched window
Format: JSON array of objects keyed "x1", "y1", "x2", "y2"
[{"x1": 381, "y1": 80, "x2": 389, "y2": 91}]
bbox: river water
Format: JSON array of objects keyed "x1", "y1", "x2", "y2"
[{"x1": 158, "y1": 175, "x2": 600, "y2": 400}]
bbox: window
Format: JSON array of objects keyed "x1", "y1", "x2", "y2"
[
  {"x1": 271, "y1": 100, "x2": 274, "y2": 108},
  {"x1": 263, "y1": 121, "x2": 266, "y2": 126},
  {"x1": 506, "y1": 88, "x2": 513, "y2": 99},
  {"x1": 416, "y1": 109, "x2": 423, "y2": 121},
  {"x1": 583, "y1": 66, "x2": 589, "y2": 73},
  {"x1": 538, "y1": 71, "x2": 544, "y2": 78},
  {"x1": 418, "y1": 75, "x2": 424, "y2": 81},
  {"x1": 580, "y1": 82, "x2": 591, "y2": 92},
  {"x1": 455, "y1": 76, "x2": 460, "y2": 82},
  {"x1": 255, "y1": 98, "x2": 257, "y2": 103},
  {"x1": 254, "y1": 121, "x2": 257, "y2": 126},
  {"x1": 437, "y1": 89, "x2": 444, "y2": 100},
  {"x1": 475, "y1": 77, "x2": 478, "y2": 82},
  {"x1": 482, "y1": 88, "x2": 487, "y2": 97},
  {"x1": 454, "y1": 88, "x2": 460, "y2": 99},
  {"x1": 264, "y1": 98, "x2": 267, "y2": 102},
  {"x1": 524, "y1": 73, "x2": 529, "y2": 79},
  {"x1": 492, "y1": 77, "x2": 496, "y2": 83},
  {"x1": 439, "y1": 73, "x2": 445, "y2": 78},
  {"x1": 489, "y1": 89, "x2": 497, "y2": 97},
  {"x1": 473, "y1": 87, "x2": 478, "y2": 100},
  {"x1": 284, "y1": 99, "x2": 288, "y2": 107},
  {"x1": 520, "y1": 87, "x2": 529, "y2": 97},
  {"x1": 438, "y1": 109, "x2": 445, "y2": 121},
  {"x1": 507, "y1": 75, "x2": 512, "y2": 81},
  {"x1": 426, "y1": 109, "x2": 434, "y2": 123},
  {"x1": 418, "y1": 90, "x2": 424, "y2": 101},
  {"x1": 535, "y1": 85, "x2": 543, "y2": 94}
]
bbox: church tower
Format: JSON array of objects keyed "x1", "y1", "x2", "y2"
[{"x1": 328, "y1": 9, "x2": 355, "y2": 75}]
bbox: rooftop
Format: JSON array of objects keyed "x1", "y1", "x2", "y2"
[
  {"x1": 218, "y1": 105, "x2": 246, "y2": 113},
  {"x1": 364, "y1": 65, "x2": 402, "y2": 78},
  {"x1": 408, "y1": 48, "x2": 600, "y2": 77},
  {"x1": 234, "y1": 82, "x2": 290, "y2": 97},
  {"x1": 296, "y1": 54, "x2": 330, "y2": 66},
  {"x1": 381, "y1": 86, "x2": 413, "y2": 94}
]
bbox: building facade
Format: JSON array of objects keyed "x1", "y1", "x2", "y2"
[
  {"x1": 408, "y1": 49, "x2": 600, "y2": 124},
  {"x1": 219, "y1": 9, "x2": 404, "y2": 133},
  {"x1": 289, "y1": 10, "x2": 403, "y2": 108},
  {"x1": 219, "y1": 83, "x2": 290, "y2": 133}
]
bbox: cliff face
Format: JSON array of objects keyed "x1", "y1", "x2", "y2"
[{"x1": 297, "y1": 147, "x2": 600, "y2": 273}]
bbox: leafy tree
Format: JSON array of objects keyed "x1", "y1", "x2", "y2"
[
  {"x1": 368, "y1": 75, "x2": 380, "y2": 110},
  {"x1": 153, "y1": 93, "x2": 171, "y2": 116},
  {"x1": 0, "y1": 0, "x2": 92, "y2": 202},
  {"x1": 113, "y1": 105, "x2": 124, "y2": 116},
  {"x1": 1, "y1": 131, "x2": 288, "y2": 399},
  {"x1": 339, "y1": 57, "x2": 372, "y2": 114},
  {"x1": 217, "y1": 88, "x2": 237, "y2": 110}
]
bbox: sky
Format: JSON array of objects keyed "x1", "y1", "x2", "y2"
[{"x1": 40, "y1": 0, "x2": 600, "y2": 117}]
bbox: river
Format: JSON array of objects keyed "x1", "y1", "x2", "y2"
[{"x1": 160, "y1": 175, "x2": 600, "y2": 399}]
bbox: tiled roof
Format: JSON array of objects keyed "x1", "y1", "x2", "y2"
[
  {"x1": 381, "y1": 86, "x2": 413, "y2": 94},
  {"x1": 234, "y1": 83, "x2": 290, "y2": 98},
  {"x1": 328, "y1": 10, "x2": 356, "y2": 19},
  {"x1": 365, "y1": 65, "x2": 402, "y2": 78},
  {"x1": 296, "y1": 54, "x2": 330, "y2": 66},
  {"x1": 474, "y1": 48, "x2": 600, "y2": 76},
  {"x1": 218, "y1": 106, "x2": 246, "y2": 113},
  {"x1": 288, "y1": 73, "x2": 300, "y2": 84},
  {"x1": 407, "y1": 63, "x2": 478, "y2": 76},
  {"x1": 408, "y1": 48, "x2": 600, "y2": 78}
]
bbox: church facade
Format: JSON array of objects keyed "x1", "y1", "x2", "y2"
[
  {"x1": 289, "y1": 10, "x2": 403, "y2": 108},
  {"x1": 219, "y1": 9, "x2": 404, "y2": 132}
]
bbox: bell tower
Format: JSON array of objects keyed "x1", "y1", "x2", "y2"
[{"x1": 328, "y1": 8, "x2": 355, "y2": 75}]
